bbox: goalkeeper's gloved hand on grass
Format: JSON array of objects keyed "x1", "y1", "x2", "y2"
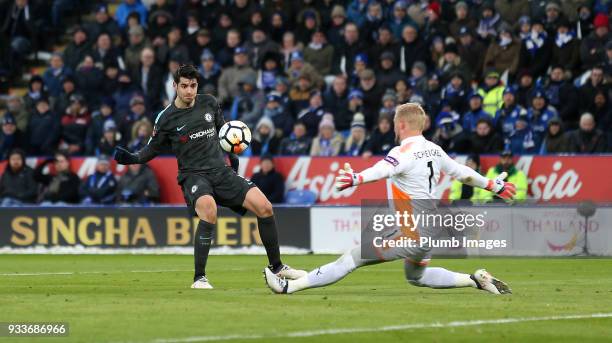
[
  {"x1": 485, "y1": 171, "x2": 516, "y2": 201},
  {"x1": 335, "y1": 163, "x2": 363, "y2": 191}
]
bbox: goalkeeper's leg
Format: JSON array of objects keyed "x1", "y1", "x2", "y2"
[
  {"x1": 404, "y1": 257, "x2": 512, "y2": 294},
  {"x1": 265, "y1": 247, "x2": 380, "y2": 294}
]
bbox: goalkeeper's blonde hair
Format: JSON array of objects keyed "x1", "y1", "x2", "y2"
[{"x1": 395, "y1": 103, "x2": 427, "y2": 131}]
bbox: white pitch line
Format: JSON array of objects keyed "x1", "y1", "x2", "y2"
[
  {"x1": 0, "y1": 269, "x2": 191, "y2": 276},
  {"x1": 151, "y1": 312, "x2": 612, "y2": 343}
]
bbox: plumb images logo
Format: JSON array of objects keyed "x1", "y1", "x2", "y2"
[{"x1": 360, "y1": 200, "x2": 508, "y2": 259}]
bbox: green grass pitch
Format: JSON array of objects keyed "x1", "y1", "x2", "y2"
[{"x1": 1, "y1": 255, "x2": 611, "y2": 343}]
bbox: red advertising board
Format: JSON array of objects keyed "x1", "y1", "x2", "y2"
[{"x1": 1, "y1": 155, "x2": 610, "y2": 204}]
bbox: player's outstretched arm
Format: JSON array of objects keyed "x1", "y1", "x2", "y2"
[
  {"x1": 335, "y1": 156, "x2": 397, "y2": 191},
  {"x1": 113, "y1": 145, "x2": 160, "y2": 165},
  {"x1": 440, "y1": 152, "x2": 516, "y2": 201}
]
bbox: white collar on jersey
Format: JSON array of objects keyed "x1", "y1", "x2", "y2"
[{"x1": 400, "y1": 135, "x2": 425, "y2": 146}]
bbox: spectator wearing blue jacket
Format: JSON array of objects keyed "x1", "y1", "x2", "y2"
[
  {"x1": 508, "y1": 112, "x2": 538, "y2": 154},
  {"x1": 115, "y1": 0, "x2": 148, "y2": 29},
  {"x1": 80, "y1": 156, "x2": 117, "y2": 205},
  {"x1": 527, "y1": 90, "x2": 558, "y2": 144},
  {"x1": 462, "y1": 92, "x2": 490, "y2": 132},
  {"x1": 42, "y1": 53, "x2": 73, "y2": 98},
  {"x1": 495, "y1": 87, "x2": 527, "y2": 139},
  {"x1": 347, "y1": 0, "x2": 371, "y2": 27}
]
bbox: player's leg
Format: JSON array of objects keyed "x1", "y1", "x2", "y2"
[
  {"x1": 191, "y1": 194, "x2": 217, "y2": 289},
  {"x1": 264, "y1": 246, "x2": 381, "y2": 294},
  {"x1": 404, "y1": 257, "x2": 476, "y2": 289},
  {"x1": 242, "y1": 187, "x2": 306, "y2": 278},
  {"x1": 182, "y1": 174, "x2": 217, "y2": 289},
  {"x1": 403, "y1": 257, "x2": 512, "y2": 294}
]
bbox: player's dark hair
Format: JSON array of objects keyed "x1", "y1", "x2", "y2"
[{"x1": 173, "y1": 64, "x2": 199, "y2": 83}]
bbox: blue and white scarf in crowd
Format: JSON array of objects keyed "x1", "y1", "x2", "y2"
[
  {"x1": 555, "y1": 31, "x2": 575, "y2": 48},
  {"x1": 525, "y1": 30, "x2": 547, "y2": 55}
]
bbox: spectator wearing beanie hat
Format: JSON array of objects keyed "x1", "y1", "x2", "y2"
[
  {"x1": 251, "y1": 116, "x2": 281, "y2": 156},
  {"x1": 462, "y1": 92, "x2": 491, "y2": 133},
  {"x1": 0, "y1": 114, "x2": 25, "y2": 160},
  {"x1": 379, "y1": 90, "x2": 397, "y2": 118},
  {"x1": 495, "y1": 86, "x2": 528, "y2": 139},
  {"x1": 342, "y1": 113, "x2": 368, "y2": 156},
  {"x1": 310, "y1": 113, "x2": 344, "y2": 157},
  {"x1": 96, "y1": 120, "x2": 120, "y2": 156},
  {"x1": 580, "y1": 13, "x2": 610, "y2": 70},
  {"x1": 327, "y1": 5, "x2": 348, "y2": 46},
  {"x1": 527, "y1": 90, "x2": 559, "y2": 145},
  {"x1": 422, "y1": 1, "x2": 449, "y2": 43}
]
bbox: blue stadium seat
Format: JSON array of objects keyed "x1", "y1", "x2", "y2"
[{"x1": 284, "y1": 189, "x2": 317, "y2": 205}]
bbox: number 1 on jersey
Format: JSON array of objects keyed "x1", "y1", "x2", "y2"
[{"x1": 427, "y1": 160, "x2": 433, "y2": 193}]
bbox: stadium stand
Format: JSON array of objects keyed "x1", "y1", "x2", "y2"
[{"x1": 0, "y1": 0, "x2": 610, "y2": 204}]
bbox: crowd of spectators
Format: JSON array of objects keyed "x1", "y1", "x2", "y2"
[
  {"x1": 0, "y1": 0, "x2": 611, "y2": 204},
  {"x1": 0, "y1": 149, "x2": 160, "y2": 205}
]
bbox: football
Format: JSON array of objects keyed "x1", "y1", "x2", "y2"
[{"x1": 218, "y1": 120, "x2": 252, "y2": 154}]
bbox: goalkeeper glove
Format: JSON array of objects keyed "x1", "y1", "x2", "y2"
[
  {"x1": 485, "y1": 171, "x2": 516, "y2": 201},
  {"x1": 335, "y1": 163, "x2": 363, "y2": 191},
  {"x1": 113, "y1": 146, "x2": 138, "y2": 165}
]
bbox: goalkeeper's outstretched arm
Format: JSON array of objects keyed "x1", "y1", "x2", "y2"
[
  {"x1": 335, "y1": 155, "x2": 399, "y2": 191},
  {"x1": 440, "y1": 151, "x2": 516, "y2": 201}
]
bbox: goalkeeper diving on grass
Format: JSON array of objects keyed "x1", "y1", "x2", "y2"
[
  {"x1": 114, "y1": 65, "x2": 306, "y2": 289},
  {"x1": 264, "y1": 103, "x2": 515, "y2": 295}
]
